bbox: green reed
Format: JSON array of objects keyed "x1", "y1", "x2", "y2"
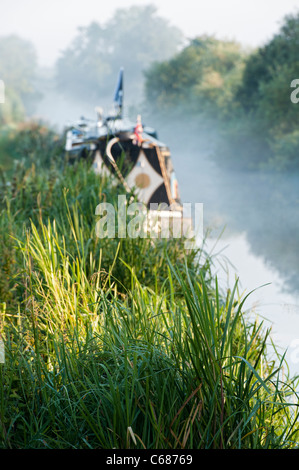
[{"x1": 0, "y1": 159, "x2": 298, "y2": 449}]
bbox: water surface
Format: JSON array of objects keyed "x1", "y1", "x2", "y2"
[{"x1": 158, "y1": 119, "x2": 299, "y2": 376}]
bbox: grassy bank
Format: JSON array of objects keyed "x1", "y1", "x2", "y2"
[{"x1": 0, "y1": 158, "x2": 298, "y2": 449}]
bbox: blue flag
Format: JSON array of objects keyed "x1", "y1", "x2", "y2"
[{"x1": 114, "y1": 68, "x2": 124, "y2": 109}]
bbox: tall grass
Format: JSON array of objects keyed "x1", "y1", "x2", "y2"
[{"x1": 0, "y1": 158, "x2": 298, "y2": 448}]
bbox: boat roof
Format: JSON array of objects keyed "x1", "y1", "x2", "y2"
[{"x1": 69, "y1": 116, "x2": 168, "y2": 149}]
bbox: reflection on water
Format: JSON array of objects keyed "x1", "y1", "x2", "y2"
[
  {"x1": 204, "y1": 170, "x2": 299, "y2": 295},
  {"x1": 154, "y1": 117, "x2": 299, "y2": 375},
  {"x1": 205, "y1": 233, "x2": 299, "y2": 376}
]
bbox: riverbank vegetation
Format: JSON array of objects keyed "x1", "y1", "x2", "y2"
[
  {"x1": 0, "y1": 122, "x2": 63, "y2": 175},
  {"x1": 144, "y1": 12, "x2": 299, "y2": 172},
  {"x1": 0, "y1": 151, "x2": 299, "y2": 448}
]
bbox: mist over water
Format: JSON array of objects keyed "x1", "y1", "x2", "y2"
[{"x1": 151, "y1": 114, "x2": 299, "y2": 374}]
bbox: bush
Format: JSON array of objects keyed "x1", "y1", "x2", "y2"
[{"x1": 0, "y1": 121, "x2": 64, "y2": 174}]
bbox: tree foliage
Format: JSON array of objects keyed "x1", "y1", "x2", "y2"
[
  {"x1": 0, "y1": 35, "x2": 39, "y2": 124},
  {"x1": 145, "y1": 36, "x2": 246, "y2": 118},
  {"x1": 144, "y1": 12, "x2": 299, "y2": 171},
  {"x1": 55, "y1": 5, "x2": 183, "y2": 107},
  {"x1": 235, "y1": 12, "x2": 299, "y2": 169}
]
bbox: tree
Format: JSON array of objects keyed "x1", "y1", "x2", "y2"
[
  {"x1": 144, "y1": 36, "x2": 246, "y2": 118},
  {"x1": 55, "y1": 5, "x2": 183, "y2": 108},
  {"x1": 0, "y1": 35, "x2": 39, "y2": 124},
  {"x1": 235, "y1": 12, "x2": 299, "y2": 169},
  {"x1": 236, "y1": 13, "x2": 299, "y2": 117}
]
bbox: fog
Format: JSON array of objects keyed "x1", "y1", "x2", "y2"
[
  {"x1": 2, "y1": 0, "x2": 299, "y2": 67},
  {"x1": 150, "y1": 114, "x2": 299, "y2": 373},
  {"x1": 2, "y1": 1, "x2": 299, "y2": 373}
]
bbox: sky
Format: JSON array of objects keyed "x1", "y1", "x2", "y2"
[{"x1": 1, "y1": 0, "x2": 299, "y2": 66}]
